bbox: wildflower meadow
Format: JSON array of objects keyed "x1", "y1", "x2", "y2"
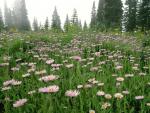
[{"x1": 0, "y1": 32, "x2": 150, "y2": 113}]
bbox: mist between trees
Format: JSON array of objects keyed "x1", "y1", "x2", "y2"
[{"x1": 0, "y1": 0, "x2": 150, "y2": 33}]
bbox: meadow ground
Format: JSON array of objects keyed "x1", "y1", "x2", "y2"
[{"x1": 0, "y1": 32, "x2": 150, "y2": 113}]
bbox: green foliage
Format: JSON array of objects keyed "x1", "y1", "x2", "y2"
[
  {"x1": 90, "y1": 1, "x2": 97, "y2": 30},
  {"x1": 4, "y1": 0, "x2": 30, "y2": 31},
  {"x1": 96, "y1": 0, "x2": 123, "y2": 31},
  {"x1": 14, "y1": 0, "x2": 30, "y2": 30},
  {"x1": 71, "y1": 9, "x2": 78, "y2": 25},
  {"x1": 0, "y1": 8, "x2": 4, "y2": 32},
  {"x1": 125, "y1": 0, "x2": 137, "y2": 32},
  {"x1": 51, "y1": 7, "x2": 61, "y2": 31},
  {"x1": 97, "y1": 0, "x2": 105, "y2": 30},
  {"x1": 68, "y1": 9, "x2": 82, "y2": 33},
  {"x1": 83, "y1": 21, "x2": 88, "y2": 31},
  {"x1": 8, "y1": 39, "x2": 27, "y2": 55},
  {"x1": 0, "y1": 32, "x2": 150, "y2": 113},
  {"x1": 64, "y1": 14, "x2": 70, "y2": 32},
  {"x1": 33, "y1": 17, "x2": 39, "y2": 31},
  {"x1": 4, "y1": 1, "x2": 13, "y2": 30},
  {"x1": 142, "y1": 35, "x2": 150, "y2": 47},
  {"x1": 44, "y1": 17, "x2": 49, "y2": 31},
  {"x1": 104, "y1": 0, "x2": 123, "y2": 29},
  {"x1": 68, "y1": 24, "x2": 80, "y2": 33},
  {"x1": 138, "y1": 0, "x2": 150, "y2": 32}
]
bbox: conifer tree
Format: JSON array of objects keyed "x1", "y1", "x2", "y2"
[
  {"x1": 51, "y1": 7, "x2": 61, "y2": 31},
  {"x1": 0, "y1": 8, "x2": 4, "y2": 32},
  {"x1": 71, "y1": 8, "x2": 80, "y2": 32},
  {"x1": 97, "y1": 0, "x2": 123, "y2": 30},
  {"x1": 71, "y1": 9, "x2": 78, "y2": 25},
  {"x1": 90, "y1": 1, "x2": 97, "y2": 30},
  {"x1": 39, "y1": 22, "x2": 45, "y2": 31},
  {"x1": 33, "y1": 17, "x2": 38, "y2": 31},
  {"x1": 83, "y1": 21, "x2": 88, "y2": 31},
  {"x1": 44, "y1": 17, "x2": 49, "y2": 31},
  {"x1": 104, "y1": 0, "x2": 123, "y2": 29},
  {"x1": 78, "y1": 20, "x2": 82, "y2": 31},
  {"x1": 64, "y1": 14, "x2": 70, "y2": 32},
  {"x1": 125, "y1": 0, "x2": 137, "y2": 32},
  {"x1": 13, "y1": 0, "x2": 30, "y2": 31},
  {"x1": 97, "y1": 0, "x2": 105, "y2": 30},
  {"x1": 4, "y1": 0, "x2": 13, "y2": 29},
  {"x1": 138, "y1": 0, "x2": 150, "y2": 31},
  {"x1": 20, "y1": 0, "x2": 30, "y2": 30}
]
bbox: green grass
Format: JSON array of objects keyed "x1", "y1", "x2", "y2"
[{"x1": 0, "y1": 32, "x2": 150, "y2": 113}]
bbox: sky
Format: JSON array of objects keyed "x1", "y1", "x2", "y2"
[{"x1": 0, "y1": 0, "x2": 125, "y2": 26}]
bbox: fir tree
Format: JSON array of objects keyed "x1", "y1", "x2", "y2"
[
  {"x1": 97, "y1": 0, "x2": 105, "y2": 30},
  {"x1": 97, "y1": 0, "x2": 123, "y2": 30},
  {"x1": 20, "y1": 0, "x2": 30, "y2": 30},
  {"x1": 90, "y1": 1, "x2": 97, "y2": 30},
  {"x1": 64, "y1": 14, "x2": 70, "y2": 32},
  {"x1": 104, "y1": 0, "x2": 123, "y2": 29},
  {"x1": 71, "y1": 9, "x2": 80, "y2": 32},
  {"x1": 78, "y1": 19, "x2": 82, "y2": 31},
  {"x1": 44, "y1": 17, "x2": 49, "y2": 31},
  {"x1": 13, "y1": 0, "x2": 30, "y2": 31},
  {"x1": 51, "y1": 7, "x2": 61, "y2": 31},
  {"x1": 33, "y1": 17, "x2": 38, "y2": 31},
  {"x1": 125, "y1": 0, "x2": 137, "y2": 32},
  {"x1": 71, "y1": 9, "x2": 78, "y2": 25},
  {"x1": 83, "y1": 21, "x2": 88, "y2": 31},
  {"x1": 138, "y1": 0, "x2": 150, "y2": 31},
  {"x1": 39, "y1": 22, "x2": 45, "y2": 31},
  {"x1": 0, "y1": 8, "x2": 4, "y2": 32},
  {"x1": 4, "y1": 0, "x2": 13, "y2": 29}
]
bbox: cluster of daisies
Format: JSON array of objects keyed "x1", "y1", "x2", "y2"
[{"x1": 0, "y1": 33, "x2": 150, "y2": 113}]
